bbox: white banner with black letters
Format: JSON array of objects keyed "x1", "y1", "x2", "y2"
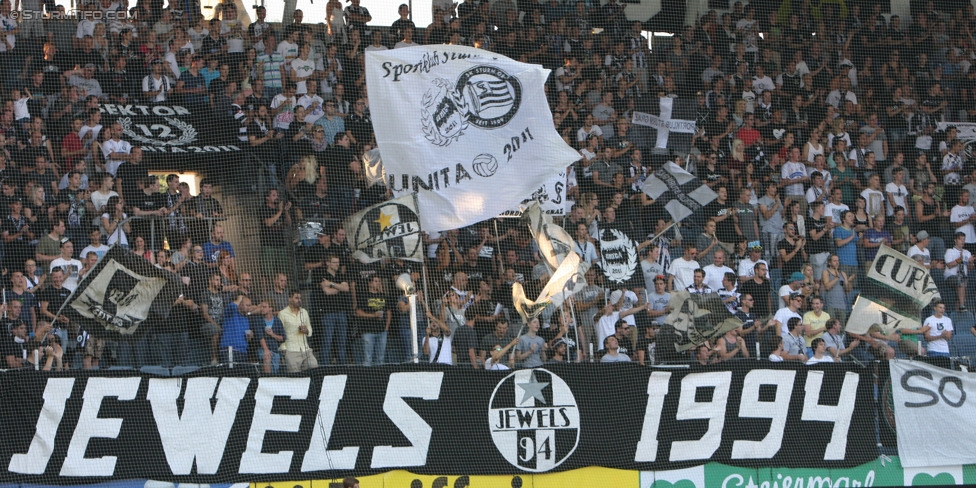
[
  {"x1": 846, "y1": 246, "x2": 940, "y2": 335},
  {"x1": 889, "y1": 359, "x2": 976, "y2": 468},
  {"x1": 366, "y1": 45, "x2": 581, "y2": 232}
]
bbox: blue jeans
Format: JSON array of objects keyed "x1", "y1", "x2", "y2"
[
  {"x1": 258, "y1": 348, "x2": 281, "y2": 374},
  {"x1": 361, "y1": 331, "x2": 388, "y2": 366},
  {"x1": 320, "y1": 313, "x2": 348, "y2": 365}
]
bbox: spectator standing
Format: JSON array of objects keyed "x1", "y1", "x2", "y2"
[
  {"x1": 356, "y1": 274, "x2": 390, "y2": 366},
  {"x1": 279, "y1": 289, "x2": 318, "y2": 372},
  {"x1": 318, "y1": 256, "x2": 351, "y2": 365}
]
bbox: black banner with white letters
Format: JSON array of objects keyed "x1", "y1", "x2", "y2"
[
  {"x1": 0, "y1": 362, "x2": 873, "y2": 484},
  {"x1": 99, "y1": 103, "x2": 243, "y2": 171}
]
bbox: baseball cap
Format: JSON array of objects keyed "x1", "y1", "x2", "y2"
[
  {"x1": 790, "y1": 271, "x2": 805, "y2": 283},
  {"x1": 609, "y1": 290, "x2": 623, "y2": 303},
  {"x1": 917, "y1": 230, "x2": 930, "y2": 240}
]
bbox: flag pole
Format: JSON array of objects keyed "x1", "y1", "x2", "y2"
[
  {"x1": 649, "y1": 221, "x2": 677, "y2": 243},
  {"x1": 493, "y1": 218, "x2": 505, "y2": 277}
]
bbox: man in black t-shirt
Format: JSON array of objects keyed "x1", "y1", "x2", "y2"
[
  {"x1": 316, "y1": 255, "x2": 352, "y2": 366},
  {"x1": 38, "y1": 269, "x2": 75, "y2": 362},
  {"x1": 1, "y1": 198, "x2": 34, "y2": 271},
  {"x1": 2, "y1": 321, "x2": 28, "y2": 368},
  {"x1": 704, "y1": 186, "x2": 738, "y2": 254},
  {"x1": 258, "y1": 189, "x2": 292, "y2": 281},
  {"x1": 131, "y1": 176, "x2": 170, "y2": 250}
]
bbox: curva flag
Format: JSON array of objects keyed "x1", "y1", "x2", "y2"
[
  {"x1": 59, "y1": 245, "x2": 182, "y2": 339},
  {"x1": 344, "y1": 194, "x2": 424, "y2": 263},
  {"x1": 366, "y1": 45, "x2": 580, "y2": 232}
]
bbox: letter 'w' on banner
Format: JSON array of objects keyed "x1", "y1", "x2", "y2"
[
  {"x1": 845, "y1": 245, "x2": 940, "y2": 335},
  {"x1": 343, "y1": 194, "x2": 425, "y2": 264},
  {"x1": 889, "y1": 359, "x2": 976, "y2": 468},
  {"x1": 59, "y1": 245, "x2": 182, "y2": 339},
  {"x1": 365, "y1": 46, "x2": 581, "y2": 233},
  {"x1": 641, "y1": 161, "x2": 718, "y2": 222}
]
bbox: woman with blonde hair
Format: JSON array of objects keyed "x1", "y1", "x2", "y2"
[
  {"x1": 826, "y1": 117, "x2": 852, "y2": 150},
  {"x1": 286, "y1": 154, "x2": 320, "y2": 201},
  {"x1": 728, "y1": 138, "x2": 747, "y2": 181}
]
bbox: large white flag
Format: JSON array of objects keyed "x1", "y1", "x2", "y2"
[{"x1": 366, "y1": 45, "x2": 580, "y2": 232}]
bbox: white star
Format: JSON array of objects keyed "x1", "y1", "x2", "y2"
[{"x1": 517, "y1": 372, "x2": 549, "y2": 406}]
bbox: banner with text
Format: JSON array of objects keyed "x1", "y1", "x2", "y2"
[
  {"x1": 0, "y1": 363, "x2": 873, "y2": 484},
  {"x1": 847, "y1": 245, "x2": 940, "y2": 335},
  {"x1": 889, "y1": 359, "x2": 976, "y2": 468},
  {"x1": 100, "y1": 103, "x2": 242, "y2": 165},
  {"x1": 365, "y1": 46, "x2": 580, "y2": 232}
]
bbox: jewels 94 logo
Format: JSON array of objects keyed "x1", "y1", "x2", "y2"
[
  {"x1": 488, "y1": 368, "x2": 580, "y2": 472},
  {"x1": 422, "y1": 65, "x2": 522, "y2": 147}
]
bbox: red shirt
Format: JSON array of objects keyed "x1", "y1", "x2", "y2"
[
  {"x1": 737, "y1": 127, "x2": 761, "y2": 147},
  {"x1": 61, "y1": 132, "x2": 82, "y2": 173}
]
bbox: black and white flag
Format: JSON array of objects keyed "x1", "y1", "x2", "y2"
[
  {"x1": 366, "y1": 45, "x2": 580, "y2": 232},
  {"x1": 599, "y1": 228, "x2": 637, "y2": 284},
  {"x1": 343, "y1": 194, "x2": 424, "y2": 263},
  {"x1": 641, "y1": 161, "x2": 718, "y2": 223},
  {"x1": 59, "y1": 246, "x2": 182, "y2": 338},
  {"x1": 631, "y1": 97, "x2": 697, "y2": 152}
]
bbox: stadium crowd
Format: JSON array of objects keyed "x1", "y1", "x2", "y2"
[{"x1": 1, "y1": 0, "x2": 976, "y2": 373}]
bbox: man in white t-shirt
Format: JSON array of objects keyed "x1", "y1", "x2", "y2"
[
  {"x1": 908, "y1": 231, "x2": 932, "y2": 268},
  {"x1": 703, "y1": 248, "x2": 734, "y2": 291},
  {"x1": 950, "y1": 190, "x2": 976, "y2": 252},
  {"x1": 771, "y1": 293, "x2": 804, "y2": 337},
  {"x1": 923, "y1": 300, "x2": 953, "y2": 358},
  {"x1": 101, "y1": 123, "x2": 131, "y2": 176},
  {"x1": 885, "y1": 167, "x2": 909, "y2": 216},
  {"x1": 824, "y1": 187, "x2": 850, "y2": 229},
  {"x1": 668, "y1": 244, "x2": 700, "y2": 292},
  {"x1": 781, "y1": 147, "x2": 809, "y2": 209},
  {"x1": 290, "y1": 44, "x2": 317, "y2": 95},
  {"x1": 944, "y1": 232, "x2": 974, "y2": 312},
  {"x1": 49, "y1": 240, "x2": 83, "y2": 291},
  {"x1": 860, "y1": 174, "x2": 885, "y2": 219}
]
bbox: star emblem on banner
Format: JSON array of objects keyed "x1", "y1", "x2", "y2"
[
  {"x1": 375, "y1": 208, "x2": 394, "y2": 230},
  {"x1": 517, "y1": 373, "x2": 549, "y2": 406}
]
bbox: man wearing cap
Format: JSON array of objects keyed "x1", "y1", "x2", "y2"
[
  {"x1": 142, "y1": 58, "x2": 174, "y2": 103},
  {"x1": 737, "y1": 244, "x2": 768, "y2": 282},
  {"x1": 908, "y1": 230, "x2": 932, "y2": 269},
  {"x1": 547, "y1": 338, "x2": 570, "y2": 364},
  {"x1": 64, "y1": 63, "x2": 103, "y2": 99},
  {"x1": 778, "y1": 271, "x2": 806, "y2": 310}
]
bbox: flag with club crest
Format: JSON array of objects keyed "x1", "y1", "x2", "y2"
[{"x1": 343, "y1": 194, "x2": 424, "y2": 263}]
